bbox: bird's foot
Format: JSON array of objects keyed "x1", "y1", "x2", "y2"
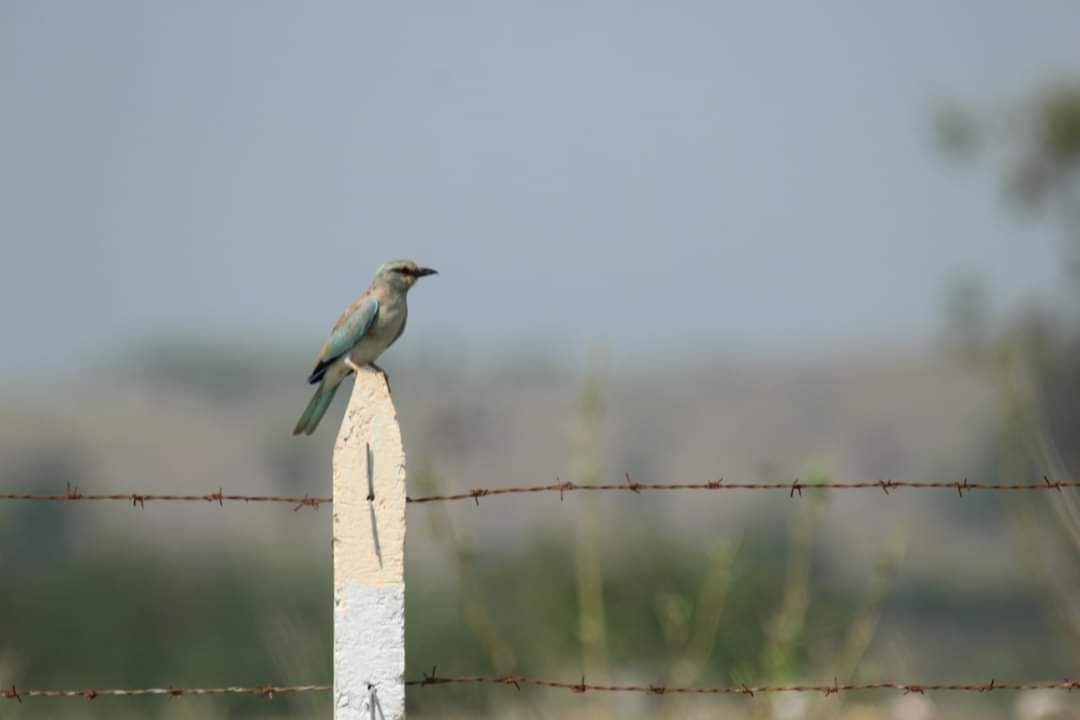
[{"x1": 368, "y1": 362, "x2": 391, "y2": 393}]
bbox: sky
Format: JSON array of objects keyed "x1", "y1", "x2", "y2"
[{"x1": 2, "y1": 1, "x2": 1079, "y2": 376}]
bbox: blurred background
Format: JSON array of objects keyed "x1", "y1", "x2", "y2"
[{"x1": 3, "y1": 2, "x2": 1080, "y2": 718}]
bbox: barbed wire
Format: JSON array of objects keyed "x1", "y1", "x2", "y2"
[
  {"x1": 0, "y1": 484, "x2": 329, "y2": 510},
  {"x1": 1, "y1": 476, "x2": 1078, "y2": 509},
  {"x1": 6, "y1": 675, "x2": 1079, "y2": 702},
  {"x1": 0, "y1": 684, "x2": 330, "y2": 702},
  {"x1": 406, "y1": 475, "x2": 1080, "y2": 504},
  {"x1": 406, "y1": 672, "x2": 1080, "y2": 697}
]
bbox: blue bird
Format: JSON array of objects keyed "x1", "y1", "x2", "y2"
[{"x1": 293, "y1": 259, "x2": 437, "y2": 436}]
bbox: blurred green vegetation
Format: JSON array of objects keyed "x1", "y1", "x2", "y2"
[
  {"x1": 2, "y1": 515, "x2": 1067, "y2": 719},
  {"x1": 0, "y1": 544, "x2": 332, "y2": 719},
  {"x1": 937, "y1": 80, "x2": 1080, "y2": 694}
]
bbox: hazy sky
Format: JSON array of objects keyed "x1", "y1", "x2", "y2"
[{"x1": 3, "y1": 1, "x2": 1079, "y2": 375}]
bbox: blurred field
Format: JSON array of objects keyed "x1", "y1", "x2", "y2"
[{"x1": 2, "y1": 345, "x2": 1075, "y2": 719}]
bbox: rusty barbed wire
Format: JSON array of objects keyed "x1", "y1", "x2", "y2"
[
  {"x1": 11, "y1": 675, "x2": 1076, "y2": 702},
  {"x1": 1, "y1": 476, "x2": 1079, "y2": 509},
  {"x1": 0, "y1": 684, "x2": 330, "y2": 702},
  {"x1": 403, "y1": 474, "x2": 1080, "y2": 504},
  {"x1": 6, "y1": 676, "x2": 1078, "y2": 703},
  {"x1": 407, "y1": 672, "x2": 1080, "y2": 696},
  {"x1": 0, "y1": 484, "x2": 329, "y2": 510}
]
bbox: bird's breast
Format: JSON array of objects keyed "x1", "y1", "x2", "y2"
[{"x1": 348, "y1": 299, "x2": 407, "y2": 363}]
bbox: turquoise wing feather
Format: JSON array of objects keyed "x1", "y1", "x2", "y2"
[{"x1": 307, "y1": 297, "x2": 379, "y2": 384}]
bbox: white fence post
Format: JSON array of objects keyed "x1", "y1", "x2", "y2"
[{"x1": 333, "y1": 371, "x2": 407, "y2": 719}]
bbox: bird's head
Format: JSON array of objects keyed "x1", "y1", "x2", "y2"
[{"x1": 375, "y1": 259, "x2": 438, "y2": 291}]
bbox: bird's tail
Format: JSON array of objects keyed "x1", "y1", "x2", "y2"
[{"x1": 292, "y1": 380, "x2": 342, "y2": 436}]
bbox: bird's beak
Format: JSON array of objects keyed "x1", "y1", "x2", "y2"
[{"x1": 416, "y1": 267, "x2": 438, "y2": 277}]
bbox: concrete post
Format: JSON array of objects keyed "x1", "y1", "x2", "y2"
[{"x1": 333, "y1": 371, "x2": 407, "y2": 719}]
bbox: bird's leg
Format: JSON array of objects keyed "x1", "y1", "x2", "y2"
[
  {"x1": 344, "y1": 357, "x2": 364, "y2": 375},
  {"x1": 368, "y1": 362, "x2": 391, "y2": 393}
]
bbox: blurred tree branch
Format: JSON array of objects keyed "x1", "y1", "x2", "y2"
[{"x1": 935, "y1": 82, "x2": 1080, "y2": 673}]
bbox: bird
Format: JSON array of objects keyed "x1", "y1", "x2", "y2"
[{"x1": 293, "y1": 259, "x2": 437, "y2": 436}]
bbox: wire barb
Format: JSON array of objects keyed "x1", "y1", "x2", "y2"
[
  {"x1": 560, "y1": 479, "x2": 576, "y2": 502},
  {"x1": 955, "y1": 478, "x2": 970, "y2": 497},
  {"x1": 421, "y1": 666, "x2": 445, "y2": 686},
  {"x1": 292, "y1": 495, "x2": 321, "y2": 512}
]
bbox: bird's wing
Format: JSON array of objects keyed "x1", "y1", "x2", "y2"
[{"x1": 307, "y1": 296, "x2": 379, "y2": 384}]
